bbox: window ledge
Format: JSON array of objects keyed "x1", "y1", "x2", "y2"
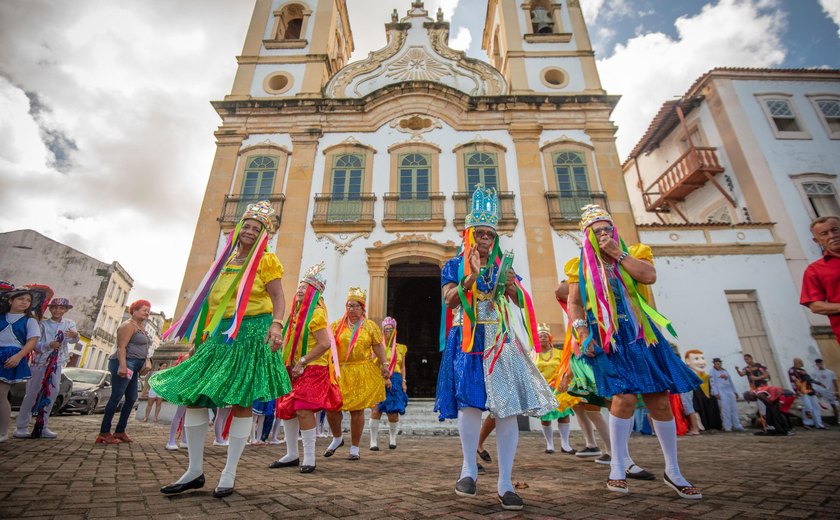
[
  {"x1": 263, "y1": 39, "x2": 307, "y2": 49},
  {"x1": 773, "y1": 132, "x2": 812, "y2": 140},
  {"x1": 524, "y1": 33, "x2": 573, "y2": 43},
  {"x1": 382, "y1": 218, "x2": 446, "y2": 233},
  {"x1": 311, "y1": 220, "x2": 375, "y2": 234}
]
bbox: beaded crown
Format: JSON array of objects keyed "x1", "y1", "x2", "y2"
[
  {"x1": 347, "y1": 286, "x2": 367, "y2": 304},
  {"x1": 579, "y1": 204, "x2": 612, "y2": 231},
  {"x1": 300, "y1": 262, "x2": 326, "y2": 292},
  {"x1": 382, "y1": 316, "x2": 397, "y2": 329},
  {"x1": 537, "y1": 322, "x2": 551, "y2": 335},
  {"x1": 240, "y1": 200, "x2": 277, "y2": 233},
  {"x1": 465, "y1": 184, "x2": 499, "y2": 229}
]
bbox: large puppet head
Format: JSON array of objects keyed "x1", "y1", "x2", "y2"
[{"x1": 684, "y1": 349, "x2": 707, "y2": 373}]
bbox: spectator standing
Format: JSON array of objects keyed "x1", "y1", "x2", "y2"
[
  {"x1": 735, "y1": 354, "x2": 770, "y2": 390},
  {"x1": 143, "y1": 362, "x2": 167, "y2": 423},
  {"x1": 709, "y1": 358, "x2": 744, "y2": 432},
  {"x1": 788, "y1": 358, "x2": 826, "y2": 429},
  {"x1": 813, "y1": 358, "x2": 839, "y2": 419},
  {"x1": 800, "y1": 216, "x2": 840, "y2": 343}
]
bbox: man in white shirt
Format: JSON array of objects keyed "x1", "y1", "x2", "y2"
[
  {"x1": 14, "y1": 298, "x2": 79, "y2": 438},
  {"x1": 813, "y1": 358, "x2": 839, "y2": 420},
  {"x1": 709, "y1": 358, "x2": 744, "y2": 432}
]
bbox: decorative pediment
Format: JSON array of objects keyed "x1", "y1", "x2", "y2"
[{"x1": 325, "y1": 3, "x2": 506, "y2": 99}]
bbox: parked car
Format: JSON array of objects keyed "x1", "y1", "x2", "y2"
[
  {"x1": 8, "y1": 372, "x2": 73, "y2": 416},
  {"x1": 63, "y1": 368, "x2": 112, "y2": 415}
]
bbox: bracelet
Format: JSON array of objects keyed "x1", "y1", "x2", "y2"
[
  {"x1": 299, "y1": 356, "x2": 306, "y2": 365},
  {"x1": 571, "y1": 318, "x2": 588, "y2": 329},
  {"x1": 617, "y1": 252, "x2": 629, "y2": 263},
  {"x1": 460, "y1": 275, "x2": 474, "y2": 290},
  {"x1": 271, "y1": 319, "x2": 284, "y2": 325}
]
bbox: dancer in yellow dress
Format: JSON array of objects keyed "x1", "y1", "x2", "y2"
[
  {"x1": 535, "y1": 323, "x2": 580, "y2": 454},
  {"x1": 324, "y1": 287, "x2": 390, "y2": 460}
]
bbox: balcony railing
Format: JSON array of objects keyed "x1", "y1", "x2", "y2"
[
  {"x1": 218, "y1": 194, "x2": 285, "y2": 226},
  {"x1": 94, "y1": 328, "x2": 115, "y2": 345},
  {"x1": 545, "y1": 191, "x2": 608, "y2": 226},
  {"x1": 642, "y1": 147, "x2": 725, "y2": 212},
  {"x1": 382, "y1": 192, "x2": 446, "y2": 231},
  {"x1": 453, "y1": 191, "x2": 518, "y2": 232},
  {"x1": 311, "y1": 192, "x2": 376, "y2": 233}
]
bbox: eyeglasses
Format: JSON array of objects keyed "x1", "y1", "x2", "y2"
[
  {"x1": 474, "y1": 230, "x2": 497, "y2": 240},
  {"x1": 346, "y1": 303, "x2": 362, "y2": 309},
  {"x1": 592, "y1": 226, "x2": 615, "y2": 236}
]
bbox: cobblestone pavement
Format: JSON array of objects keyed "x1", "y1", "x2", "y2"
[{"x1": 2, "y1": 414, "x2": 839, "y2": 519}]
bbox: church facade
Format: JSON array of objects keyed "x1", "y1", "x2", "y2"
[{"x1": 175, "y1": 0, "x2": 634, "y2": 397}]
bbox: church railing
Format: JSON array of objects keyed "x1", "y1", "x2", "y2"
[
  {"x1": 311, "y1": 192, "x2": 376, "y2": 233},
  {"x1": 545, "y1": 191, "x2": 608, "y2": 229},
  {"x1": 452, "y1": 191, "x2": 518, "y2": 233},
  {"x1": 218, "y1": 194, "x2": 285, "y2": 227},
  {"x1": 382, "y1": 192, "x2": 446, "y2": 232}
]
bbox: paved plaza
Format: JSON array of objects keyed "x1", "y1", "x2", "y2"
[{"x1": 1, "y1": 414, "x2": 839, "y2": 519}]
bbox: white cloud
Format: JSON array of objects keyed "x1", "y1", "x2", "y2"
[
  {"x1": 449, "y1": 26, "x2": 473, "y2": 51},
  {"x1": 819, "y1": 0, "x2": 840, "y2": 36},
  {"x1": 597, "y1": 0, "x2": 787, "y2": 158},
  {"x1": 582, "y1": 0, "x2": 607, "y2": 25}
]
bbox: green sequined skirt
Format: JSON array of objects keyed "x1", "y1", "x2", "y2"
[
  {"x1": 568, "y1": 354, "x2": 608, "y2": 408},
  {"x1": 149, "y1": 314, "x2": 291, "y2": 408}
]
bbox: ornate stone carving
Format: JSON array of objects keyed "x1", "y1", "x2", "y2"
[
  {"x1": 389, "y1": 114, "x2": 442, "y2": 136},
  {"x1": 428, "y1": 30, "x2": 506, "y2": 95},
  {"x1": 316, "y1": 232, "x2": 370, "y2": 255},
  {"x1": 326, "y1": 30, "x2": 407, "y2": 98},
  {"x1": 386, "y1": 47, "x2": 450, "y2": 82}
]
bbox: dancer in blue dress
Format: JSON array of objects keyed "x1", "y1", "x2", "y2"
[
  {"x1": 566, "y1": 205, "x2": 702, "y2": 499},
  {"x1": 435, "y1": 185, "x2": 556, "y2": 511}
]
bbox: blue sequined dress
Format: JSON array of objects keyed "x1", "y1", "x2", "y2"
[{"x1": 434, "y1": 256, "x2": 557, "y2": 420}]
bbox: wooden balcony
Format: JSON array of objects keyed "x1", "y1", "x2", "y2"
[
  {"x1": 382, "y1": 192, "x2": 446, "y2": 232},
  {"x1": 218, "y1": 194, "x2": 284, "y2": 228},
  {"x1": 453, "y1": 191, "x2": 518, "y2": 233},
  {"x1": 642, "y1": 147, "x2": 725, "y2": 212},
  {"x1": 311, "y1": 193, "x2": 376, "y2": 233},
  {"x1": 545, "y1": 191, "x2": 608, "y2": 229}
]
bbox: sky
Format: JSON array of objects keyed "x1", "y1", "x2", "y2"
[{"x1": 1, "y1": 0, "x2": 839, "y2": 317}]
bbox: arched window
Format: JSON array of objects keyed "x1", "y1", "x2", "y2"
[
  {"x1": 465, "y1": 152, "x2": 499, "y2": 191},
  {"x1": 399, "y1": 153, "x2": 430, "y2": 199},
  {"x1": 553, "y1": 151, "x2": 589, "y2": 192},
  {"x1": 278, "y1": 4, "x2": 304, "y2": 40},
  {"x1": 239, "y1": 155, "x2": 278, "y2": 214},
  {"x1": 530, "y1": 0, "x2": 554, "y2": 34},
  {"x1": 330, "y1": 154, "x2": 363, "y2": 201}
]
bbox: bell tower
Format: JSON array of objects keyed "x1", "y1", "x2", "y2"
[
  {"x1": 226, "y1": 0, "x2": 354, "y2": 100},
  {"x1": 481, "y1": 0, "x2": 604, "y2": 95}
]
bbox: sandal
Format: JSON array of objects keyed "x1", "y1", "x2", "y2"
[
  {"x1": 95, "y1": 433, "x2": 122, "y2": 445},
  {"x1": 663, "y1": 473, "x2": 703, "y2": 500},
  {"x1": 606, "y1": 479, "x2": 629, "y2": 494},
  {"x1": 113, "y1": 432, "x2": 133, "y2": 443}
]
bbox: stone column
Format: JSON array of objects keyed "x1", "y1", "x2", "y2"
[
  {"x1": 509, "y1": 124, "x2": 563, "y2": 335},
  {"x1": 174, "y1": 128, "x2": 246, "y2": 319}
]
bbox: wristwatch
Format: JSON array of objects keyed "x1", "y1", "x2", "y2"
[{"x1": 299, "y1": 356, "x2": 307, "y2": 365}]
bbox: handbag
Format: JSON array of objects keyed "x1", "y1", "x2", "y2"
[{"x1": 139, "y1": 358, "x2": 153, "y2": 377}]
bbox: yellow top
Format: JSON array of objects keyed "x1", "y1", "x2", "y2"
[
  {"x1": 209, "y1": 253, "x2": 284, "y2": 318},
  {"x1": 563, "y1": 243, "x2": 654, "y2": 301},
  {"x1": 331, "y1": 318, "x2": 383, "y2": 364},
  {"x1": 286, "y1": 306, "x2": 330, "y2": 367},
  {"x1": 384, "y1": 341, "x2": 408, "y2": 375},
  {"x1": 536, "y1": 350, "x2": 561, "y2": 383}
]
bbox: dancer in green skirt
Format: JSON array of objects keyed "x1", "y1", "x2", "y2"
[{"x1": 151, "y1": 200, "x2": 291, "y2": 499}]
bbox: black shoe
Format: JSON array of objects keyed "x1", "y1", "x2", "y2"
[
  {"x1": 268, "y1": 458, "x2": 299, "y2": 468},
  {"x1": 626, "y1": 465, "x2": 655, "y2": 480},
  {"x1": 323, "y1": 439, "x2": 344, "y2": 457},
  {"x1": 498, "y1": 491, "x2": 524, "y2": 510},
  {"x1": 477, "y1": 463, "x2": 486, "y2": 475},
  {"x1": 545, "y1": 449, "x2": 555, "y2": 454},
  {"x1": 212, "y1": 486, "x2": 234, "y2": 499},
  {"x1": 389, "y1": 444, "x2": 396, "y2": 449},
  {"x1": 347, "y1": 453, "x2": 360, "y2": 460},
  {"x1": 560, "y1": 447, "x2": 577, "y2": 455},
  {"x1": 369, "y1": 446, "x2": 380, "y2": 451},
  {"x1": 594, "y1": 454, "x2": 611, "y2": 465},
  {"x1": 477, "y1": 449, "x2": 492, "y2": 462},
  {"x1": 160, "y1": 474, "x2": 205, "y2": 495},
  {"x1": 299, "y1": 465, "x2": 316, "y2": 474},
  {"x1": 455, "y1": 476, "x2": 476, "y2": 497},
  {"x1": 575, "y1": 446, "x2": 602, "y2": 457}
]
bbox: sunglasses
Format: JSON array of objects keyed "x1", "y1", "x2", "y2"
[{"x1": 592, "y1": 226, "x2": 615, "y2": 236}]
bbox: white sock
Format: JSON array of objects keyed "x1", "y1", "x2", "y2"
[
  {"x1": 328, "y1": 435, "x2": 344, "y2": 451},
  {"x1": 587, "y1": 410, "x2": 610, "y2": 454},
  {"x1": 388, "y1": 421, "x2": 398, "y2": 445},
  {"x1": 369, "y1": 418, "x2": 380, "y2": 448},
  {"x1": 349, "y1": 445, "x2": 360, "y2": 457},
  {"x1": 577, "y1": 410, "x2": 597, "y2": 448},
  {"x1": 271, "y1": 417, "x2": 283, "y2": 441},
  {"x1": 214, "y1": 407, "x2": 231, "y2": 442},
  {"x1": 176, "y1": 408, "x2": 209, "y2": 484},
  {"x1": 280, "y1": 417, "x2": 300, "y2": 462},
  {"x1": 558, "y1": 422, "x2": 572, "y2": 451},
  {"x1": 457, "y1": 408, "x2": 482, "y2": 480},
  {"x1": 541, "y1": 423, "x2": 555, "y2": 451},
  {"x1": 218, "y1": 416, "x2": 250, "y2": 489},
  {"x1": 608, "y1": 415, "x2": 632, "y2": 480},
  {"x1": 301, "y1": 427, "x2": 317, "y2": 467},
  {"x1": 652, "y1": 418, "x2": 690, "y2": 486},
  {"x1": 495, "y1": 415, "x2": 518, "y2": 496}
]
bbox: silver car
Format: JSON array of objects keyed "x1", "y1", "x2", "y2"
[{"x1": 63, "y1": 368, "x2": 112, "y2": 415}]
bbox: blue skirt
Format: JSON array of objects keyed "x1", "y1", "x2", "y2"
[
  {"x1": 252, "y1": 398, "x2": 276, "y2": 416},
  {"x1": 588, "y1": 314, "x2": 701, "y2": 397},
  {"x1": 378, "y1": 372, "x2": 409, "y2": 415},
  {"x1": 434, "y1": 324, "x2": 487, "y2": 420},
  {"x1": 0, "y1": 345, "x2": 31, "y2": 384}
]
